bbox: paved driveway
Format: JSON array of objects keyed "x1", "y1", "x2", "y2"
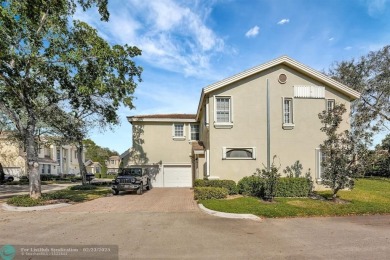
[{"x1": 53, "y1": 188, "x2": 198, "y2": 213}]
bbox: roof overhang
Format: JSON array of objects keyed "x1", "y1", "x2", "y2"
[
  {"x1": 127, "y1": 117, "x2": 197, "y2": 123},
  {"x1": 196, "y1": 56, "x2": 361, "y2": 120}
]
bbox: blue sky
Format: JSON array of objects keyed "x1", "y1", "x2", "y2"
[{"x1": 74, "y1": 0, "x2": 390, "y2": 153}]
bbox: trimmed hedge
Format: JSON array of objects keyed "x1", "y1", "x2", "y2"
[
  {"x1": 275, "y1": 178, "x2": 311, "y2": 197},
  {"x1": 237, "y1": 176, "x2": 265, "y2": 197},
  {"x1": 238, "y1": 176, "x2": 311, "y2": 198},
  {"x1": 194, "y1": 179, "x2": 238, "y2": 195},
  {"x1": 194, "y1": 187, "x2": 228, "y2": 200}
]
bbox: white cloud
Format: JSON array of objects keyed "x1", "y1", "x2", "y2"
[
  {"x1": 344, "y1": 46, "x2": 352, "y2": 50},
  {"x1": 245, "y1": 26, "x2": 260, "y2": 38},
  {"x1": 277, "y1": 19, "x2": 290, "y2": 25},
  {"x1": 328, "y1": 37, "x2": 334, "y2": 41},
  {"x1": 365, "y1": 0, "x2": 389, "y2": 16},
  {"x1": 73, "y1": 0, "x2": 226, "y2": 80}
]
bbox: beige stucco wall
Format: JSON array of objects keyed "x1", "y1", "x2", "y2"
[
  {"x1": 131, "y1": 121, "x2": 193, "y2": 165},
  {"x1": 0, "y1": 138, "x2": 26, "y2": 176},
  {"x1": 203, "y1": 64, "x2": 351, "y2": 184}
]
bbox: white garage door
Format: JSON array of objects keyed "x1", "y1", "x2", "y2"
[{"x1": 163, "y1": 166, "x2": 192, "y2": 187}]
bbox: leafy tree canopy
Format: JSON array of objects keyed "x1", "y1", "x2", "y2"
[
  {"x1": 327, "y1": 45, "x2": 390, "y2": 134},
  {"x1": 0, "y1": 0, "x2": 141, "y2": 197}
]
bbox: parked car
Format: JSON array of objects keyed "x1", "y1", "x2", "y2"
[
  {"x1": 112, "y1": 167, "x2": 152, "y2": 195},
  {"x1": 3, "y1": 174, "x2": 14, "y2": 182}
]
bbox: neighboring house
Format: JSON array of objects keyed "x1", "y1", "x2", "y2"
[
  {"x1": 0, "y1": 133, "x2": 86, "y2": 177},
  {"x1": 85, "y1": 160, "x2": 102, "y2": 174},
  {"x1": 106, "y1": 155, "x2": 121, "y2": 174},
  {"x1": 127, "y1": 56, "x2": 360, "y2": 188}
]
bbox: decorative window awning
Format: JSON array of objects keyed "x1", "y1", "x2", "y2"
[{"x1": 294, "y1": 85, "x2": 325, "y2": 98}]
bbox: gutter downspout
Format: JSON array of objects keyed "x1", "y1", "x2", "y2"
[{"x1": 267, "y1": 79, "x2": 270, "y2": 171}]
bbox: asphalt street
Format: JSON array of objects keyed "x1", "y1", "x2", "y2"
[{"x1": 0, "y1": 188, "x2": 389, "y2": 259}]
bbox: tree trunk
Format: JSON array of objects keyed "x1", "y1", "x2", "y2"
[
  {"x1": 0, "y1": 162, "x2": 5, "y2": 184},
  {"x1": 26, "y1": 126, "x2": 41, "y2": 199},
  {"x1": 76, "y1": 141, "x2": 87, "y2": 185},
  {"x1": 332, "y1": 189, "x2": 339, "y2": 201}
]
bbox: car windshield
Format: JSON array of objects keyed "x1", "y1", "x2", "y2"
[{"x1": 119, "y1": 168, "x2": 142, "y2": 176}]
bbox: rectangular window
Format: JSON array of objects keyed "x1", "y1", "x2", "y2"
[
  {"x1": 74, "y1": 151, "x2": 77, "y2": 159},
  {"x1": 216, "y1": 97, "x2": 230, "y2": 122},
  {"x1": 44, "y1": 147, "x2": 51, "y2": 158},
  {"x1": 190, "y1": 124, "x2": 199, "y2": 140},
  {"x1": 48, "y1": 165, "x2": 51, "y2": 174},
  {"x1": 283, "y1": 98, "x2": 293, "y2": 124},
  {"x1": 222, "y1": 147, "x2": 256, "y2": 160},
  {"x1": 327, "y1": 99, "x2": 335, "y2": 112},
  {"x1": 316, "y1": 148, "x2": 326, "y2": 181},
  {"x1": 57, "y1": 149, "x2": 60, "y2": 165},
  {"x1": 173, "y1": 123, "x2": 185, "y2": 140}
]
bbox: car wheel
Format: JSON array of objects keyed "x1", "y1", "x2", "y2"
[
  {"x1": 146, "y1": 179, "x2": 152, "y2": 190},
  {"x1": 112, "y1": 189, "x2": 119, "y2": 195},
  {"x1": 8, "y1": 177, "x2": 14, "y2": 182},
  {"x1": 137, "y1": 183, "x2": 143, "y2": 195}
]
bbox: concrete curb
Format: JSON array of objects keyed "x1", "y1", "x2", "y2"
[
  {"x1": 198, "y1": 204, "x2": 261, "y2": 221},
  {"x1": 2, "y1": 202, "x2": 71, "y2": 212}
]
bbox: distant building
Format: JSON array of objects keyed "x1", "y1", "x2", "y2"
[
  {"x1": 0, "y1": 133, "x2": 86, "y2": 178},
  {"x1": 85, "y1": 160, "x2": 102, "y2": 174},
  {"x1": 106, "y1": 155, "x2": 121, "y2": 174}
]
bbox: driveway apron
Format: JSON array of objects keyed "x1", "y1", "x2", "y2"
[{"x1": 52, "y1": 188, "x2": 198, "y2": 213}]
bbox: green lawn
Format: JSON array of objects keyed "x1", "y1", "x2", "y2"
[
  {"x1": 7, "y1": 186, "x2": 112, "y2": 207},
  {"x1": 200, "y1": 178, "x2": 390, "y2": 218}
]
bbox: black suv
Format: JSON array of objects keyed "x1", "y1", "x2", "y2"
[{"x1": 112, "y1": 167, "x2": 152, "y2": 195}]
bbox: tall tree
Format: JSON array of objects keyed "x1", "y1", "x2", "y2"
[
  {"x1": 328, "y1": 45, "x2": 390, "y2": 134},
  {"x1": 318, "y1": 103, "x2": 365, "y2": 200},
  {"x1": 0, "y1": 0, "x2": 141, "y2": 198}
]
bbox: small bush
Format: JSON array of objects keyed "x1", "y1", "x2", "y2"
[
  {"x1": 69, "y1": 184, "x2": 97, "y2": 190},
  {"x1": 7, "y1": 195, "x2": 44, "y2": 207},
  {"x1": 194, "y1": 179, "x2": 238, "y2": 195},
  {"x1": 194, "y1": 187, "x2": 228, "y2": 200},
  {"x1": 275, "y1": 178, "x2": 311, "y2": 197},
  {"x1": 237, "y1": 176, "x2": 265, "y2": 196}
]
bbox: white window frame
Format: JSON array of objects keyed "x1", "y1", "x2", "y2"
[
  {"x1": 189, "y1": 124, "x2": 200, "y2": 141},
  {"x1": 282, "y1": 97, "x2": 294, "y2": 129},
  {"x1": 327, "y1": 99, "x2": 335, "y2": 112},
  {"x1": 172, "y1": 123, "x2": 186, "y2": 140},
  {"x1": 315, "y1": 148, "x2": 326, "y2": 182},
  {"x1": 222, "y1": 147, "x2": 256, "y2": 160},
  {"x1": 214, "y1": 96, "x2": 233, "y2": 128}
]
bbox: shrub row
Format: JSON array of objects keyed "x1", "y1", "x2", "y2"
[
  {"x1": 194, "y1": 187, "x2": 228, "y2": 200},
  {"x1": 69, "y1": 184, "x2": 97, "y2": 190},
  {"x1": 194, "y1": 179, "x2": 238, "y2": 195},
  {"x1": 275, "y1": 178, "x2": 311, "y2": 197},
  {"x1": 238, "y1": 176, "x2": 311, "y2": 198}
]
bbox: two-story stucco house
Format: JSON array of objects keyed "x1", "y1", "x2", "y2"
[
  {"x1": 127, "y1": 56, "x2": 360, "y2": 188},
  {"x1": 0, "y1": 133, "x2": 86, "y2": 178},
  {"x1": 106, "y1": 155, "x2": 121, "y2": 174}
]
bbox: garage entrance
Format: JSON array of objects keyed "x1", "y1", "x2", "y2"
[{"x1": 151, "y1": 165, "x2": 192, "y2": 188}]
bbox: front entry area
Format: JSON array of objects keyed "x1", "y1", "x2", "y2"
[{"x1": 152, "y1": 165, "x2": 192, "y2": 188}]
